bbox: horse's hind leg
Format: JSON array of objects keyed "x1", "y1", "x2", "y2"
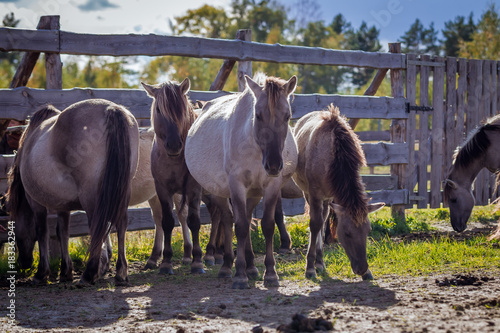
[
  {"x1": 100, "y1": 234, "x2": 112, "y2": 277},
  {"x1": 275, "y1": 197, "x2": 292, "y2": 254},
  {"x1": 56, "y1": 211, "x2": 73, "y2": 282},
  {"x1": 185, "y1": 181, "x2": 205, "y2": 274},
  {"x1": 33, "y1": 208, "x2": 50, "y2": 284},
  {"x1": 173, "y1": 194, "x2": 192, "y2": 265},
  {"x1": 144, "y1": 195, "x2": 163, "y2": 269},
  {"x1": 115, "y1": 212, "x2": 128, "y2": 285},
  {"x1": 305, "y1": 195, "x2": 324, "y2": 279},
  {"x1": 313, "y1": 201, "x2": 330, "y2": 274}
]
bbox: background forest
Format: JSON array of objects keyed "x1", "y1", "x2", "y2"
[{"x1": 0, "y1": 0, "x2": 499, "y2": 130}]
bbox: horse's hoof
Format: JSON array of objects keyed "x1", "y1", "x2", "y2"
[
  {"x1": 315, "y1": 265, "x2": 325, "y2": 274},
  {"x1": 246, "y1": 267, "x2": 259, "y2": 280},
  {"x1": 232, "y1": 280, "x2": 250, "y2": 289},
  {"x1": 278, "y1": 248, "x2": 292, "y2": 255},
  {"x1": 159, "y1": 267, "x2": 174, "y2": 275},
  {"x1": 218, "y1": 268, "x2": 232, "y2": 279},
  {"x1": 305, "y1": 271, "x2": 317, "y2": 279},
  {"x1": 191, "y1": 267, "x2": 206, "y2": 274},
  {"x1": 59, "y1": 273, "x2": 74, "y2": 283},
  {"x1": 264, "y1": 278, "x2": 280, "y2": 288},
  {"x1": 182, "y1": 258, "x2": 192, "y2": 266},
  {"x1": 362, "y1": 270, "x2": 374, "y2": 281},
  {"x1": 143, "y1": 262, "x2": 157, "y2": 270},
  {"x1": 76, "y1": 278, "x2": 93, "y2": 288},
  {"x1": 214, "y1": 258, "x2": 224, "y2": 265},
  {"x1": 115, "y1": 276, "x2": 130, "y2": 286},
  {"x1": 204, "y1": 259, "x2": 215, "y2": 266}
]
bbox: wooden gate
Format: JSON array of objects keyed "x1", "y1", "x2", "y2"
[{"x1": 406, "y1": 55, "x2": 500, "y2": 208}]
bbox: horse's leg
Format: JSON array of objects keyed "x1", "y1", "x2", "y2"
[
  {"x1": 210, "y1": 196, "x2": 233, "y2": 279},
  {"x1": 275, "y1": 196, "x2": 292, "y2": 254},
  {"x1": 99, "y1": 234, "x2": 112, "y2": 277},
  {"x1": 229, "y1": 180, "x2": 251, "y2": 289},
  {"x1": 313, "y1": 201, "x2": 330, "y2": 274},
  {"x1": 173, "y1": 194, "x2": 192, "y2": 265},
  {"x1": 305, "y1": 195, "x2": 324, "y2": 279},
  {"x1": 156, "y1": 185, "x2": 176, "y2": 275},
  {"x1": 260, "y1": 186, "x2": 281, "y2": 287},
  {"x1": 186, "y1": 182, "x2": 205, "y2": 274},
  {"x1": 56, "y1": 211, "x2": 73, "y2": 282},
  {"x1": 245, "y1": 197, "x2": 261, "y2": 280},
  {"x1": 144, "y1": 195, "x2": 163, "y2": 269},
  {"x1": 203, "y1": 193, "x2": 221, "y2": 266},
  {"x1": 114, "y1": 210, "x2": 129, "y2": 285},
  {"x1": 33, "y1": 207, "x2": 49, "y2": 284}
]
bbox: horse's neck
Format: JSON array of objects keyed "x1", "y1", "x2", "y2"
[{"x1": 450, "y1": 158, "x2": 484, "y2": 188}]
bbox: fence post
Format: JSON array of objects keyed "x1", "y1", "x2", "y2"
[
  {"x1": 389, "y1": 43, "x2": 406, "y2": 221},
  {"x1": 45, "y1": 16, "x2": 62, "y2": 90},
  {"x1": 237, "y1": 29, "x2": 252, "y2": 92}
]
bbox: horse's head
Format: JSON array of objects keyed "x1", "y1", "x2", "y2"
[
  {"x1": 443, "y1": 178, "x2": 474, "y2": 232},
  {"x1": 330, "y1": 202, "x2": 384, "y2": 280},
  {"x1": 142, "y1": 78, "x2": 193, "y2": 157},
  {"x1": 246, "y1": 75, "x2": 297, "y2": 177}
]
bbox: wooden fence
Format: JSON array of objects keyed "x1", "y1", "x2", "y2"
[{"x1": 3, "y1": 15, "x2": 498, "y2": 241}]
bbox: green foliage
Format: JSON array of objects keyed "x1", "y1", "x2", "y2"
[{"x1": 442, "y1": 13, "x2": 476, "y2": 56}]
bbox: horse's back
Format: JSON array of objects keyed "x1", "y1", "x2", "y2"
[
  {"x1": 21, "y1": 99, "x2": 139, "y2": 211},
  {"x1": 186, "y1": 94, "x2": 239, "y2": 197}
]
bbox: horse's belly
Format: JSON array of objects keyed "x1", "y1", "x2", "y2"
[{"x1": 21, "y1": 150, "x2": 80, "y2": 210}]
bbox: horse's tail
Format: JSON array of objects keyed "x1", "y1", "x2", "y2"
[
  {"x1": 89, "y1": 106, "x2": 135, "y2": 255},
  {"x1": 5, "y1": 105, "x2": 61, "y2": 219}
]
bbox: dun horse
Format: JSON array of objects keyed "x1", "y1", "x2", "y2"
[
  {"x1": 186, "y1": 75, "x2": 298, "y2": 289},
  {"x1": 293, "y1": 104, "x2": 384, "y2": 280},
  {"x1": 443, "y1": 114, "x2": 500, "y2": 237},
  {"x1": 143, "y1": 78, "x2": 206, "y2": 275},
  {"x1": 7, "y1": 100, "x2": 139, "y2": 284}
]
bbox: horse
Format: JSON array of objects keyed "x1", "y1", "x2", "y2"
[
  {"x1": 292, "y1": 104, "x2": 384, "y2": 280},
  {"x1": 143, "y1": 78, "x2": 207, "y2": 275},
  {"x1": 6, "y1": 99, "x2": 139, "y2": 285},
  {"x1": 186, "y1": 74, "x2": 298, "y2": 289},
  {"x1": 443, "y1": 114, "x2": 500, "y2": 236}
]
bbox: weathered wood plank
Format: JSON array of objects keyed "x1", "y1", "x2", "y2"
[
  {"x1": 430, "y1": 57, "x2": 445, "y2": 208},
  {"x1": 417, "y1": 55, "x2": 431, "y2": 208},
  {"x1": 0, "y1": 87, "x2": 407, "y2": 121},
  {"x1": 476, "y1": 60, "x2": 491, "y2": 205},
  {"x1": 406, "y1": 54, "x2": 418, "y2": 202},
  {"x1": 455, "y1": 58, "x2": 467, "y2": 154},
  {"x1": 445, "y1": 57, "x2": 457, "y2": 180},
  {"x1": 367, "y1": 189, "x2": 409, "y2": 205},
  {"x1": 236, "y1": 29, "x2": 252, "y2": 92},
  {"x1": 356, "y1": 130, "x2": 390, "y2": 142},
  {"x1": 362, "y1": 142, "x2": 408, "y2": 165},
  {"x1": 0, "y1": 28, "x2": 406, "y2": 69},
  {"x1": 362, "y1": 175, "x2": 397, "y2": 191},
  {"x1": 389, "y1": 43, "x2": 406, "y2": 219},
  {"x1": 467, "y1": 60, "x2": 482, "y2": 203},
  {"x1": 490, "y1": 61, "x2": 499, "y2": 201}
]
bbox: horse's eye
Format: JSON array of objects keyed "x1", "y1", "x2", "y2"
[
  {"x1": 285, "y1": 114, "x2": 291, "y2": 122},
  {"x1": 255, "y1": 114, "x2": 262, "y2": 121},
  {"x1": 450, "y1": 198, "x2": 457, "y2": 204}
]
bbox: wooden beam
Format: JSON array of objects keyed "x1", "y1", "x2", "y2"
[
  {"x1": 389, "y1": 43, "x2": 406, "y2": 220},
  {"x1": 237, "y1": 29, "x2": 252, "y2": 92},
  {"x1": 0, "y1": 28, "x2": 406, "y2": 69}
]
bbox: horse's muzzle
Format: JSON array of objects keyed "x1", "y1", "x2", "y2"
[{"x1": 264, "y1": 160, "x2": 283, "y2": 177}]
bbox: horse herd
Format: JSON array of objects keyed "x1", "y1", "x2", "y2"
[{"x1": 5, "y1": 74, "x2": 500, "y2": 289}]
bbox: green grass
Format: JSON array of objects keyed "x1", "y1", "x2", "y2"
[{"x1": 2, "y1": 206, "x2": 500, "y2": 281}]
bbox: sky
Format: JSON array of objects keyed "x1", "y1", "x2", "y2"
[{"x1": 0, "y1": 0, "x2": 496, "y2": 47}]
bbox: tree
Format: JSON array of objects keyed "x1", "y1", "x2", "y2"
[
  {"x1": 399, "y1": 19, "x2": 440, "y2": 55},
  {"x1": 170, "y1": 5, "x2": 233, "y2": 39},
  {"x1": 459, "y1": 3, "x2": 500, "y2": 60},
  {"x1": 344, "y1": 21, "x2": 382, "y2": 87},
  {"x1": 441, "y1": 13, "x2": 476, "y2": 57},
  {"x1": 0, "y1": 12, "x2": 21, "y2": 87}
]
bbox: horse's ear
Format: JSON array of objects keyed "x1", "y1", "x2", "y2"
[
  {"x1": 141, "y1": 82, "x2": 156, "y2": 97},
  {"x1": 329, "y1": 202, "x2": 345, "y2": 214},
  {"x1": 245, "y1": 75, "x2": 263, "y2": 97},
  {"x1": 284, "y1": 75, "x2": 297, "y2": 95},
  {"x1": 368, "y1": 202, "x2": 385, "y2": 213},
  {"x1": 180, "y1": 77, "x2": 190, "y2": 95}
]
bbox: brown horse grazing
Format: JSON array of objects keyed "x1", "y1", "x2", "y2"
[
  {"x1": 143, "y1": 78, "x2": 207, "y2": 275},
  {"x1": 6, "y1": 100, "x2": 139, "y2": 284},
  {"x1": 443, "y1": 114, "x2": 500, "y2": 237},
  {"x1": 293, "y1": 104, "x2": 384, "y2": 280}
]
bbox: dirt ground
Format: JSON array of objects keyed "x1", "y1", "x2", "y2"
[{"x1": 2, "y1": 224, "x2": 500, "y2": 333}]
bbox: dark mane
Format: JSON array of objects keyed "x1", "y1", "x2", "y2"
[
  {"x1": 321, "y1": 104, "x2": 368, "y2": 225},
  {"x1": 152, "y1": 81, "x2": 195, "y2": 140},
  {"x1": 264, "y1": 76, "x2": 287, "y2": 120},
  {"x1": 453, "y1": 115, "x2": 500, "y2": 170}
]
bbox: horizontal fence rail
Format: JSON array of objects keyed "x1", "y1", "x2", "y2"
[
  {"x1": 0, "y1": 87, "x2": 408, "y2": 121},
  {"x1": 0, "y1": 28, "x2": 406, "y2": 69}
]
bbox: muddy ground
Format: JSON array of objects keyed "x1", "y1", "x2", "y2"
[{"x1": 1, "y1": 223, "x2": 500, "y2": 333}]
